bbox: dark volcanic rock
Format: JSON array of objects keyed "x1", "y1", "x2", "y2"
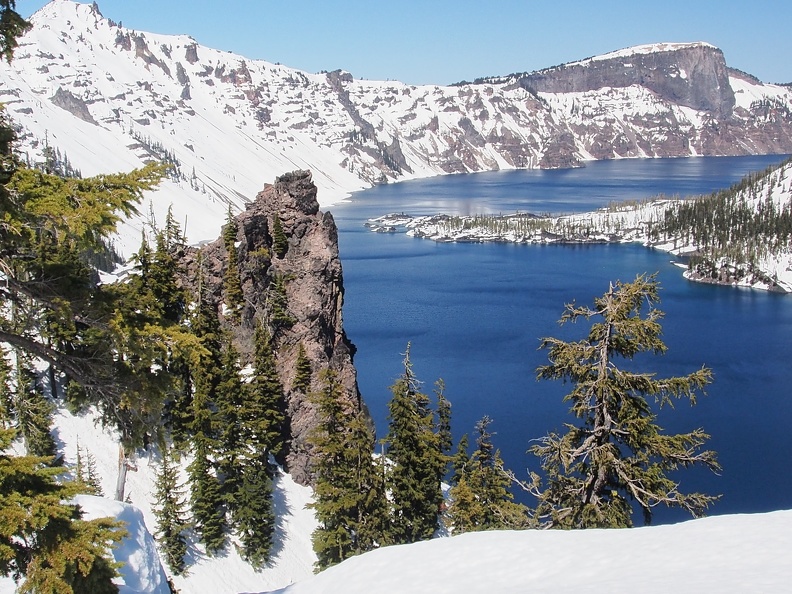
[
  {"x1": 520, "y1": 43, "x2": 736, "y2": 118},
  {"x1": 181, "y1": 171, "x2": 362, "y2": 486}
]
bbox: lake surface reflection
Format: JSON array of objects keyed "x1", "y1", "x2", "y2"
[{"x1": 329, "y1": 155, "x2": 792, "y2": 523}]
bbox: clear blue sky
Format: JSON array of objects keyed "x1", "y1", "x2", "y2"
[{"x1": 15, "y1": 0, "x2": 792, "y2": 85}]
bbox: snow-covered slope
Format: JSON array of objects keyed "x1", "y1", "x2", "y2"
[
  {"x1": 2, "y1": 1, "x2": 792, "y2": 254},
  {"x1": 0, "y1": 407, "x2": 319, "y2": 594},
  {"x1": 271, "y1": 510, "x2": 792, "y2": 594}
]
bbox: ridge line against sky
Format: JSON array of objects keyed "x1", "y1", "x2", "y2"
[{"x1": 15, "y1": 0, "x2": 792, "y2": 86}]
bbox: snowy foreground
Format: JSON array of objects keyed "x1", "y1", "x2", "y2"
[
  {"x1": 1, "y1": 406, "x2": 791, "y2": 593},
  {"x1": 274, "y1": 511, "x2": 792, "y2": 594}
]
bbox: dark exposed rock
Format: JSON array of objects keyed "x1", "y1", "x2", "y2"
[
  {"x1": 519, "y1": 43, "x2": 735, "y2": 118},
  {"x1": 133, "y1": 35, "x2": 171, "y2": 77},
  {"x1": 50, "y1": 87, "x2": 96, "y2": 125},
  {"x1": 184, "y1": 43, "x2": 199, "y2": 64},
  {"x1": 175, "y1": 62, "x2": 189, "y2": 86},
  {"x1": 180, "y1": 171, "x2": 361, "y2": 486}
]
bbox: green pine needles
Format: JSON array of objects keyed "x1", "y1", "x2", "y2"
[
  {"x1": 520, "y1": 274, "x2": 720, "y2": 528},
  {"x1": 309, "y1": 370, "x2": 387, "y2": 571}
]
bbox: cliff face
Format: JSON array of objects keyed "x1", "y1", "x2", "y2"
[
  {"x1": 182, "y1": 171, "x2": 360, "y2": 485},
  {"x1": 520, "y1": 43, "x2": 736, "y2": 117}
]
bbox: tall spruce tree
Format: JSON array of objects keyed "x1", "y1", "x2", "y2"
[
  {"x1": 384, "y1": 345, "x2": 444, "y2": 544},
  {"x1": 221, "y1": 323, "x2": 284, "y2": 567},
  {"x1": 215, "y1": 335, "x2": 245, "y2": 503},
  {"x1": 221, "y1": 206, "x2": 244, "y2": 321},
  {"x1": 523, "y1": 274, "x2": 720, "y2": 528},
  {"x1": 246, "y1": 323, "x2": 286, "y2": 459},
  {"x1": 231, "y1": 453, "x2": 275, "y2": 569},
  {"x1": 447, "y1": 417, "x2": 528, "y2": 533},
  {"x1": 310, "y1": 370, "x2": 387, "y2": 570},
  {"x1": 292, "y1": 343, "x2": 312, "y2": 394},
  {"x1": 152, "y1": 448, "x2": 189, "y2": 576},
  {"x1": 187, "y1": 283, "x2": 227, "y2": 554},
  {"x1": 13, "y1": 362, "x2": 57, "y2": 459}
]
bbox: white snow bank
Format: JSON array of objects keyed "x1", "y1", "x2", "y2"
[
  {"x1": 74, "y1": 495, "x2": 171, "y2": 594},
  {"x1": 270, "y1": 510, "x2": 792, "y2": 594}
]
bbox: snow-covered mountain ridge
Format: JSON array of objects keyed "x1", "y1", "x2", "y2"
[{"x1": 2, "y1": 1, "x2": 792, "y2": 253}]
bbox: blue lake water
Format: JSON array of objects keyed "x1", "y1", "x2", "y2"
[{"x1": 329, "y1": 155, "x2": 792, "y2": 524}]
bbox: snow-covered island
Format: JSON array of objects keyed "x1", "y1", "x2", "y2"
[{"x1": 368, "y1": 158, "x2": 792, "y2": 293}]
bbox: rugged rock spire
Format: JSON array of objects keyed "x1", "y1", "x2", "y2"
[{"x1": 181, "y1": 171, "x2": 362, "y2": 485}]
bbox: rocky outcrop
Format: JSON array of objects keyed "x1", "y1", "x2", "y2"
[
  {"x1": 519, "y1": 43, "x2": 736, "y2": 118},
  {"x1": 50, "y1": 87, "x2": 97, "y2": 125},
  {"x1": 181, "y1": 171, "x2": 361, "y2": 485}
]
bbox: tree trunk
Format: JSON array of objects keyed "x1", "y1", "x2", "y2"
[{"x1": 115, "y1": 443, "x2": 127, "y2": 501}]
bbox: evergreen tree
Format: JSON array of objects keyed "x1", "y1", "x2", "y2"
[
  {"x1": 222, "y1": 206, "x2": 244, "y2": 321},
  {"x1": 215, "y1": 336, "x2": 244, "y2": 500},
  {"x1": 450, "y1": 433, "x2": 470, "y2": 486},
  {"x1": 292, "y1": 343, "x2": 312, "y2": 394},
  {"x1": 187, "y1": 438, "x2": 226, "y2": 555},
  {"x1": 435, "y1": 379, "x2": 452, "y2": 474},
  {"x1": 310, "y1": 370, "x2": 387, "y2": 570},
  {"x1": 268, "y1": 274, "x2": 295, "y2": 332},
  {"x1": 221, "y1": 323, "x2": 285, "y2": 567},
  {"x1": 0, "y1": 428, "x2": 124, "y2": 593},
  {"x1": 246, "y1": 323, "x2": 286, "y2": 459},
  {"x1": 447, "y1": 417, "x2": 528, "y2": 533},
  {"x1": 75, "y1": 440, "x2": 103, "y2": 496},
  {"x1": 187, "y1": 284, "x2": 227, "y2": 554},
  {"x1": 523, "y1": 274, "x2": 720, "y2": 528},
  {"x1": 271, "y1": 213, "x2": 288, "y2": 258},
  {"x1": 150, "y1": 230, "x2": 187, "y2": 325},
  {"x1": 14, "y1": 363, "x2": 57, "y2": 459},
  {"x1": 384, "y1": 345, "x2": 443, "y2": 544},
  {"x1": 152, "y1": 448, "x2": 189, "y2": 576},
  {"x1": 231, "y1": 453, "x2": 275, "y2": 569}
]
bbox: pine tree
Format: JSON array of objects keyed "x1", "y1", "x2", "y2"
[
  {"x1": 447, "y1": 417, "x2": 528, "y2": 533},
  {"x1": 152, "y1": 448, "x2": 189, "y2": 576},
  {"x1": 215, "y1": 335, "x2": 245, "y2": 502},
  {"x1": 384, "y1": 345, "x2": 443, "y2": 544},
  {"x1": 220, "y1": 323, "x2": 285, "y2": 567},
  {"x1": 450, "y1": 433, "x2": 470, "y2": 486},
  {"x1": 523, "y1": 274, "x2": 720, "y2": 528},
  {"x1": 292, "y1": 343, "x2": 312, "y2": 394},
  {"x1": 188, "y1": 438, "x2": 226, "y2": 555},
  {"x1": 0, "y1": 428, "x2": 124, "y2": 593},
  {"x1": 310, "y1": 370, "x2": 387, "y2": 570},
  {"x1": 435, "y1": 379, "x2": 452, "y2": 474},
  {"x1": 271, "y1": 213, "x2": 288, "y2": 258},
  {"x1": 231, "y1": 453, "x2": 275, "y2": 569},
  {"x1": 268, "y1": 274, "x2": 295, "y2": 332},
  {"x1": 187, "y1": 287, "x2": 227, "y2": 554},
  {"x1": 14, "y1": 363, "x2": 57, "y2": 459},
  {"x1": 222, "y1": 206, "x2": 244, "y2": 322},
  {"x1": 150, "y1": 230, "x2": 187, "y2": 324},
  {"x1": 75, "y1": 440, "x2": 103, "y2": 496},
  {"x1": 246, "y1": 323, "x2": 286, "y2": 459}
]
